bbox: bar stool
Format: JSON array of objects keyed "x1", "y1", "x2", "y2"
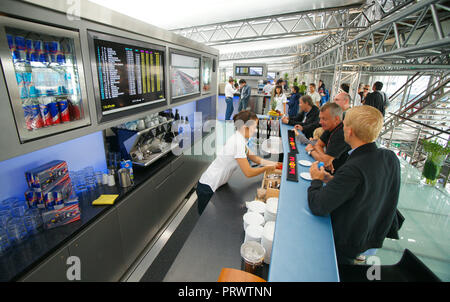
[
  {"x1": 338, "y1": 249, "x2": 441, "y2": 282},
  {"x1": 217, "y1": 268, "x2": 266, "y2": 282}
]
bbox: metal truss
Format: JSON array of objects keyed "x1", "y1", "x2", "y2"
[
  {"x1": 171, "y1": 5, "x2": 365, "y2": 46},
  {"x1": 381, "y1": 73, "x2": 450, "y2": 138},
  {"x1": 311, "y1": 0, "x2": 416, "y2": 54},
  {"x1": 298, "y1": 0, "x2": 450, "y2": 73},
  {"x1": 219, "y1": 44, "x2": 312, "y2": 61}
]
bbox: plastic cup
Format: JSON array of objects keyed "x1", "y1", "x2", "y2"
[
  {"x1": 102, "y1": 173, "x2": 109, "y2": 185},
  {"x1": 0, "y1": 228, "x2": 11, "y2": 255},
  {"x1": 107, "y1": 174, "x2": 115, "y2": 187},
  {"x1": 6, "y1": 218, "x2": 28, "y2": 244},
  {"x1": 240, "y1": 241, "x2": 265, "y2": 275}
]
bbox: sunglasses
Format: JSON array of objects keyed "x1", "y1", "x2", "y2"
[{"x1": 364, "y1": 88, "x2": 369, "y2": 90}]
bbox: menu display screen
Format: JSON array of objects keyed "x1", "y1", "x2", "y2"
[
  {"x1": 235, "y1": 65, "x2": 264, "y2": 77},
  {"x1": 171, "y1": 53, "x2": 200, "y2": 98},
  {"x1": 94, "y1": 38, "x2": 165, "y2": 115}
]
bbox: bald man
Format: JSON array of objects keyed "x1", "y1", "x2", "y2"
[{"x1": 333, "y1": 92, "x2": 351, "y2": 118}]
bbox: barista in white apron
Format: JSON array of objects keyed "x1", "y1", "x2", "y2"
[{"x1": 197, "y1": 110, "x2": 280, "y2": 214}]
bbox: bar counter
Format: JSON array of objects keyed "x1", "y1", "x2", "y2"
[{"x1": 268, "y1": 123, "x2": 339, "y2": 281}]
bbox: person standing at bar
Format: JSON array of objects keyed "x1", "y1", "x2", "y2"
[
  {"x1": 305, "y1": 102, "x2": 351, "y2": 173},
  {"x1": 238, "y1": 79, "x2": 251, "y2": 112},
  {"x1": 286, "y1": 85, "x2": 301, "y2": 118},
  {"x1": 364, "y1": 81, "x2": 389, "y2": 117},
  {"x1": 281, "y1": 95, "x2": 320, "y2": 139},
  {"x1": 308, "y1": 83, "x2": 321, "y2": 108},
  {"x1": 307, "y1": 105, "x2": 401, "y2": 265},
  {"x1": 197, "y1": 110, "x2": 280, "y2": 214},
  {"x1": 225, "y1": 77, "x2": 238, "y2": 120}
]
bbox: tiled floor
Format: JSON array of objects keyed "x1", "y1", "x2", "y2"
[{"x1": 375, "y1": 157, "x2": 450, "y2": 281}]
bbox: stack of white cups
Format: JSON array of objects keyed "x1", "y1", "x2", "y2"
[
  {"x1": 243, "y1": 201, "x2": 266, "y2": 244},
  {"x1": 264, "y1": 198, "x2": 278, "y2": 222},
  {"x1": 262, "y1": 221, "x2": 276, "y2": 264}
]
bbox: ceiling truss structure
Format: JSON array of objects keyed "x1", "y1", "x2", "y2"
[
  {"x1": 297, "y1": 0, "x2": 450, "y2": 73},
  {"x1": 171, "y1": 5, "x2": 366, "y2": 47},
  {"x1": 218, "y1": 44, "x2": 311, "y2": 61}
]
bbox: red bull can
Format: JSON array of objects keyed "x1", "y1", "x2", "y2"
[
  {"x1": 44, "y1": 192, "x2": 55, "y2": 210},
  {"x1": 23, "y1": 105, "x2": 33, "y2": 130},
  {"x1": 58, "y1": 100, "x2": 70, "y2": 122},
  {"x1": 48, "y1": 101, "x2": 60, "y2": 124},
  {"x1": 30, "y1": 104, "x2": 44, "y2": 129},
  {"x1": 35, "y1": 191, "x2": 45, "y2": 209},
  {"x1": 25, "y1": 190, "x2": 38, "y2": 208},
  {"x1": 54, "y1": 192, "x2": 64, "y2": 210},
  {"x1": 39, "y1": 103, "x2": 52, "y2": 127}
]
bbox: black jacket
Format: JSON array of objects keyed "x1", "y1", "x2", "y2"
[
  {"x1": 288, "y1": 105, "x2": 320, "y2": 138},
  {"x1": 364, "y1": 91, "x2": 387, "y2": 116},
  {"x1": 307, "y1": 142, "x2": 401, "y2": 261}
]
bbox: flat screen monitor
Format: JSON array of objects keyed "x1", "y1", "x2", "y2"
[
  {"x1": 267, "y1": 72, "x2": 276, "y2": 81},
  {"x1": 249, "y1": 66, "x2": 263, "y2": 76},
  {"x1": 235, "y1": 65, "x2": 264, "y2": 77},
  {"x1": 171, "y1": 52, "x2": 200, "y2": 98},
  {"x1": 93, "y1": 37, "x2": 166, "y2": 116}
]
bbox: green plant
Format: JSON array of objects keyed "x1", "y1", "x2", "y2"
[
  {"x1": 421, "y1": 139, "x2": 450, "y2": 184},
  {"x1": 422, "y1": 139, "x2": 450, "y2": 159}
]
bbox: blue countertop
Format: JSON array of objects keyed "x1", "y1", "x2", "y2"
[{"x1": 268, "y1": 122, "x2": 340, "y2": 281}]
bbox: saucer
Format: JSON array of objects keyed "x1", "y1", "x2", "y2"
[
  {"x1": 298, "y1": 160, "x2": 312, "y2": 167},
  {"x1": 300, "y1": 172, "x2": 312, "y2": 181}
]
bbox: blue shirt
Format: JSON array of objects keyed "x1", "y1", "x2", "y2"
[{"x1": 287, "y1": 92, "x2": 300, "y2": 118}]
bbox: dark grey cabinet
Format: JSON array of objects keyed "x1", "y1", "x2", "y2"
[
  {"x1": 20, "y1": 155, "x2": 209, "y2": 282},
  {"x1": 21, "y1": 247, "x2": 70, "y2": 282},
  {"x1": 116, "y1": 163, "x2": 172, "y2": 269},
  {"x1": 67, "y1": 208, "x2": 125, "y2": 281}
]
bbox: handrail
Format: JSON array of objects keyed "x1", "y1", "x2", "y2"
[{"x1": 387, "y1": 113, "x2": 450, "y2": 136}]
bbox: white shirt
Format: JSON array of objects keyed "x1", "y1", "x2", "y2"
[
  {"x1": 273, "y1": 93, "x2": 287, "y2": 113},
  {"x1": 308, "y1": 91, "x2": 321, "y2": 106},
  {"x1": 225, "y1": 82, "x2": 237, "y2": 98},
  {"x1": 199, "y1": 131, "x2": 248, "y2": 192},
  {"x1": 354, "y1": 93, "x2": 362, "y2": 106},
  {"x1": 263, "y1": 84, "x2": 273, "y2": 95}
]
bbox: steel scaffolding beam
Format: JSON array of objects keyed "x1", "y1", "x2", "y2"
[
  {"x1": 171, "y1": 5, "x2": 366, "y2": 46},
  {"x1": 219, "y1": 45, "x2": 311, "y2": 61},
  {"x1": 298, "y1": 0, "x2": 450, "y2": 72}
]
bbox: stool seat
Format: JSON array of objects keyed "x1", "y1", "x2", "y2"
[{"x1": 217, "y1": 268, "x2": 266, "y2": 282}]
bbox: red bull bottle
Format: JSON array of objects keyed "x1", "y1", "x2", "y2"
[
  {"x1": 48, "y1": 100, "x2": 60, "y2": 124},
  {"x1": 58, "y1": 99, "x2": 70, "y2": 122}
]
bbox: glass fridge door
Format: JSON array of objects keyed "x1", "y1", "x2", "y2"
[{"x1": 0, "y1": 16, "x2": 91, "y2": 142}]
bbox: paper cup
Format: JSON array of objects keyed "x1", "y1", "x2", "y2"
[{"x1": 243, "y1": 212, "x2": 265, "y2": 230}]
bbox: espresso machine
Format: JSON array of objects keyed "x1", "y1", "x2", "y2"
[{"x1": 111, "y1": 110, "x2": 183, "y2": 167}]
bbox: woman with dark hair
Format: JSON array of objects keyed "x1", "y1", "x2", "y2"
[{"x1": 196, "y1": 110, "x2": 280, "y2": 214}]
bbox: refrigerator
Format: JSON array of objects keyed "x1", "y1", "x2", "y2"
[{"x1": 0, "y1": 16, "x2": 91, "y2": 143}]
